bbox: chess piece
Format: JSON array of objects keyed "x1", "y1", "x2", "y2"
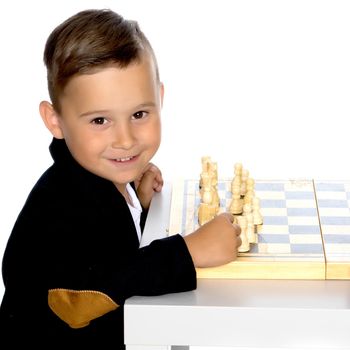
[
  {"x1": 243, "y1": 178, "x2": 255, "y2": 205},
  {"x1": 202, "y1": 186, "x2": 213, "y2": 204},
  {"x1": 240, "y1": 169, "x2": 249, "y2": 197},
  {"x1": 200, "y1": 173, "x2": 212, "y2": 199},
  {"x1": 234, "y1": 162, "x2": 243, "y2": 177},
  {"x1": 242, "y1": 203, "x2": 252, "y2": 215},
  {"x1": 246, "y1": 177, "x2": 255, "y2": 192},
  {"x1": 198, "y1": 203, "x2": 218, "y2": 226},
  {"x1": 243, "y1": 203, "x2": 256, "y2": 243},
  {"x1": 229, "y1": 185, "x2": 243, "y2": 215},
  {"x1": 252, "y1": 197, "x2": 263, "y2": 225},
  {"x1": 231, "y1": 175, "x2": 241, "y2": 193},
  {"x1": 199, "y1": 156, "x2": 211, "y2": 188},
  {"x1": 237, "y1": 215, "x2": 250, "y2": 252},
  {"x1": 244, "y1": 189, "x2": 255, "y2": 205},
  {"x1": 208, "y1": 161, "x2": 218, "y2": 188},
  {"x1": 201, "y1": 156, "x2": 211, "y2": 172}
]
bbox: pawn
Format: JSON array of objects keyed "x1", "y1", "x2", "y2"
[
  {"x1": 237, "y1": 216, "x2": 250, "y2": 252},
  {"x1": 240, "y1": 169, "x2": 249, "y2": 197},
  {"x1": 229, "y1": 186, "x2": 243, "y2": 215},
  {"x1": 231, "y1": 175, "x2": 241, "y2": 194},
  {"x1": 246, "y1": 211, "x2": 256, "y2": 243},
  {"x1": 244, "y1": 190, "x2": 255, "y2": 205},
  {"x1": 252, "y1": 197, "x2": 263, "y2": 225},
  {"x1": 246, "y1": 178, "x2": 255, "y2": 192},
  {"x1": 242, "y1": 203, "x2": 252, "y2": 216}
]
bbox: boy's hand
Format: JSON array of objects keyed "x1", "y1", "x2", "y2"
[
  {"x1": 183, "y1": 212, "x2": 242, "y2": 268},
  {"x1": 135, "y1": 163, "x2": 164, "y2": 209}
]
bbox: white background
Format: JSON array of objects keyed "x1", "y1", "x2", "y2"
[{"x1": 0, "y1": 0, "x2": 349, "y2": 320}]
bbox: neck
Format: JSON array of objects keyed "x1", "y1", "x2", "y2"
[{"x1": 115, "y1": 183, "x2": 132, "y2": 205}]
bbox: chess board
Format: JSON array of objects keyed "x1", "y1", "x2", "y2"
[{"x1": 169, "y1": 179, "x2": 350, "y2": 279}]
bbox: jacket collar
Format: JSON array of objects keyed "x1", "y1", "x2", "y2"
[
  {"x1": 48, "y1": 137, "x2": 133, "y2": 202},
  {"x1": 49, "y1": 137, "x2": 77, "y2": 165}
]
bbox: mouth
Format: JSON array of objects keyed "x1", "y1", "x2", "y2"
[
  {"x1": 114, "y1": 156, "x2": 134, "y2": 162},
  {"x1": 109, "y1": 155, "x2": 138, "y2": 164}
]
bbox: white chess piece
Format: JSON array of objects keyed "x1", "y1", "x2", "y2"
[
  {"x1": 234, "y1": 162, "x2": 243, "y2": 177},
  {"x1": 202, "y1": 187, "x2": 213, "y2": 204},
  {"x1": 231, "y1": 175, "x2": 241, "y2": 193},
  {"x1": 246, "y1": 211, "x2": 256, "y2": 243},
  {"x1": 246, "y1": 178, "x2": 255, "y2": 192},
  {"x1": 237, "y1": 215, "x2": 250, "y2": 252},
  {"x1": 242, "y1": 203, "x2": 256, "y2": 242},
  {"x1": 230, "y1": 185, "x2": 243, "y2": 215},
  {"x1": 252, "y1": 197, "x2": 263, "y2": 225},
  {"x1": 240, "y1": 169, "x2": 249, "y2": 197}
]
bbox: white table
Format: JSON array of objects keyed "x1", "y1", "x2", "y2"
[{"x1": 124, "y1": 183, "x2": 350, "y2": 350}]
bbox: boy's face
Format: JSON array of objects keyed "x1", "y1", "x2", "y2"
[{"x1": 46, "y1": 56, "x2": 163, "y2": 191}]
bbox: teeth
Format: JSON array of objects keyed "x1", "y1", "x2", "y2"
[{"x1": 115, "y1": 157, "x2": 132, "y2": 162}]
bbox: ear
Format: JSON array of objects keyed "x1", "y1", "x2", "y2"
[
  {"x1": 159, "y1": 82, "x2": 164, "y2": 107},
  {"x1": 39, "y1": 101, "x2": 64, "y2": 139}
]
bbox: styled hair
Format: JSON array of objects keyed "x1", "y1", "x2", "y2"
[{"x1": 43, "y1": 9, "x2": 159, "y2": 112}]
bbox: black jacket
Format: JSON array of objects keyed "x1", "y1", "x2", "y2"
[{"x1": 0, "y1": 138, "x2": 196, "y2": 348}]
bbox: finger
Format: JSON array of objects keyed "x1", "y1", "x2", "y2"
[
  {"x1": 148, "y1": 163, "x2": 160, "y2": 174},
  {"x1": 139, "y1": 169, "x2": 157, "y2": 189},
  {"x1": 232, "y1": 223, "x2": 242, "y2": 236},
  {"x1": 153, "y1": 180, "x2": 163, "y2": 192},
  {"x1": 220, "y1": 212, "x2": 235, "y2": 223},
  {"x1": 154, "y1": 170, "x2": 163, "y2": 182}
]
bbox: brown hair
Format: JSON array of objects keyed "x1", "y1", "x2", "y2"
[{"x1": 43, "y1": 9, "x2": 159, "y2": 112}]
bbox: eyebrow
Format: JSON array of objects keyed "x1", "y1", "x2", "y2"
[
  {"x1": 79, "y1": 110, "x2": 111, "y2": 118},
  {"x1": 79, "y1": 102, "x2": 157, "y2": 118}
]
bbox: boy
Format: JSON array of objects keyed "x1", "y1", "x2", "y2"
[{"x1": 0, "y1": 9, "x2": 241, "y2": 348}]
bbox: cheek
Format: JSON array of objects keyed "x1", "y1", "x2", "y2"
[
  {"x1": 72, "y1": 134, "x2": 101, "y2": 156},
  {"x1": 149, "y1": 122, "x2": 161, "y2": 148},
  {"x1": 139, "y1": 119, "x2": 161, "y2": 145}
]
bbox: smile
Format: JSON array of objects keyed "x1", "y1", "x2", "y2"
[
  {"x1": 109, "y1": 155, "x2": 139, "y2": 164},
  {"x1": 114, "y1": 156, "x2": 134, "y2": 162}
]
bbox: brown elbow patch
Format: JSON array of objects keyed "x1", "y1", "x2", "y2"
[{"x1": 48, "y1": 289, "x2": 118, "y2": 329}]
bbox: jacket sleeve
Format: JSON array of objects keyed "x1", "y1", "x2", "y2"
[
  {"x1": 111, "y1": 234, "x2": 197, "y2": 299},
  {"x1": 47, "y1": 234, "x2": 196, "y2": 328}
]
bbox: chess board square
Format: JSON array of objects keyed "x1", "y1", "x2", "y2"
[
  {"x1": 290, "y1": 234, "x2": 323, "y2": 244},
  {"x1": 318, "y1": 208, "x2": 350, "y2": 216},
  {"x1": 256, "y1": 243, "x2": 291, "y2": 254},
  {"x1": 287, "y1": 208, "x2": 318, "y2": 216},
  {"x1": 285, "y1": 199, "x2": 316, "y2": 208},
  {"x1": 317, "y1": 199, "x2": 349, "y2": 208},
  {"x1": 261, "y1": 208, "x2": 287, "y2": 216},
  {"x1": 290, "y1": 244, "x2": 324, "y2": 254}
]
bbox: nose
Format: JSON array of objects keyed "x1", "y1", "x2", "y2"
[{"x1": 111, "y1": 122, "x2": 135, "y2": 150}]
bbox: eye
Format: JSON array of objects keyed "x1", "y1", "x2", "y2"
[
  {"x1": 91, "y1": 117, "x2": 107, "y2": 125},
  {"x1": 132, "y1": 111, "x2": 148, "y2": 120}
]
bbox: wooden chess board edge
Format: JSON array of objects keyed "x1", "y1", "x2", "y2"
[
  {"x1": 326, "y1": 262, "x2": 350, "y2": 280},
  {"x1": 195, "y1": 261, "x2": 325, "y2": 280}
]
